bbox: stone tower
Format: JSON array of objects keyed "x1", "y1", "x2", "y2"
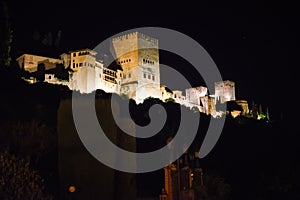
[
  {"x1": 110, "y1": 32, "x2": 161, "y2": 103},
  {"x1": 214, "y1": 80, "x2": 236, "y2": 104}
]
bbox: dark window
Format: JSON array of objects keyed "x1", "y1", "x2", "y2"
[
  {"x1": 144, "y1": 73, "x2": 146, "y2": 78},
  {"x1": 79, "y1": 63, "x2": 83, "y2": 67},
  {"x1": 152, "y1": 75, "x2": 155, "y2": 81},
  {"x1": 148, "y1": 74, "x2": 151, "y2": 79},
  {"x1": 73, "y1": 63, "x2": 75, "y2": 68},
  {"x1": 48, "y1": 76, "x2": 51, "y2": 79},
  {"x1": 76, "y1": 63, "x2": 78, "y2": 67},
  {"x1": 73, "y1": 53, "x2": 76, "y2": 57},
  {"x1": 128, "y1": 73, "x2": 131, "y2": 78},
  {"x1": 124, "y1": 75, "x2": 126, "y2": 79}
]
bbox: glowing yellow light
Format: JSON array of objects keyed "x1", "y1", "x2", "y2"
[
  {"x1": 68, "y1": 186, "x2": 76, "y2": 193},
  {"x1": 190, "y1": 173, "x2": 194, "y2": 177}
]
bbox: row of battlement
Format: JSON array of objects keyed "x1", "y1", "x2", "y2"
[{"x1": 112, "y1": 32, "x2": 158, "y2": 44}]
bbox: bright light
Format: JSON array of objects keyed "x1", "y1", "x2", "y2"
[{"x1": 68, "y1": 185, "x2": 76, "y2": 193}]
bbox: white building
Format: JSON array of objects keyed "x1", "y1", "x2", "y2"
[{"x1": 16, "y1": 32, "x2": 241, "y2": 118}]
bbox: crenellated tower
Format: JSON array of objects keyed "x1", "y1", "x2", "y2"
[{"x1": 110, "y1": 32, "x2": 161, "y2": 103}]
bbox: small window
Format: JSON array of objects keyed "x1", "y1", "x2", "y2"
[
  {"x1": 129, "y1": 59, "x2": 131, "y2": 62},
  {"x1": 73, "y1": 53, "x2": 76, "y2": 57},
  {"x1": 49, "y1": 76, "x2": 51, "y2": 79},
  {"x1": 152, "y1": 75, "x2": 155, "y2": 81},
  {"x1": 120, "y1": 73, "x2": 122, "y2": 77},
  {"x1": 99, "y1": 74, "x2": 101, "y2": 78},
  {"x1": 76, "y1": 63, "x2": 78, "y2": 67},
  {"x1": 79, "y1": 63, "x2": 83, "y2": 67},
  {"x1": 124, "y1": 75, "x2": 126, "y2": 79},
  {"x1": 148, "y1": 74, "x2": 151, "y2": 79},
  {"x1": 144, "y1": 73, "x2": 146, "y2": 78},
  {"x1": 128, "y1": 73, "x2": 131, "y2": 78},
  {"x1": 73, "y1": 63, "x2": 75, "y2": 68}
]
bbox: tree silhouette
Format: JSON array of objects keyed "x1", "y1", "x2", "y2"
[
  {"x1": 1, "y1": 120, "x2": 56, "y2": 167},
  {"x1": 0, "y1": 1, "x2": 13, "y2": 67},
  {"x1": 0, "y1": 150, "x2": 53, "y2": 199},
  {"x1": 194, "y1": 174, "x2": 231, "y2": 200}
]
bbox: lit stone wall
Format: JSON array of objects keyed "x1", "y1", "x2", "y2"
[
  {"x1": 111, "y1": 32, "x2": 161, "y2": 103},
  {"x1": 186, "y1": 86, "x2": 208, "y2": 106},
  {"x1": 70, "y1": 60, "x2": 122, "y2": 94},
  {"x1": 70, "y1": 49, "x2": 97, "y2": 71},
  {"x1": 70, "y1": 66, "x2": 96, "y2": 93},
  {"x1": 44, "y1": 74, "x2": 69, "y2": 86},
  {"x1": 235, "y1": 100, "x2": 249, "y2": 116},
  {"x1": 214, "y1": 80, "x2": 236, "y2": 104},
  {"x1": 200, "y1": 96, "x2": 216, "y2": 115},
  {"x1": 161, "y1": 85, "x2": 173, "y2": 101},
  {"x1": 16, "y1": 54, "x2": 62, "y2": 72}
]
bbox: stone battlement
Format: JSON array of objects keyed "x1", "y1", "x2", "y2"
[{"x1": 112, "y1": 32, "x2": 158, "y2": 44}]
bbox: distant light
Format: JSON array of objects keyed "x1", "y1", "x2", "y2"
[
  {"x1": 190, "y1": 173, "x2": 194, "y2": 177},
  {"x1": 68, "y1": 185, "x2": 76, "y2": 193}
]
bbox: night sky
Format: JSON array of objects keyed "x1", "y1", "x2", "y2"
[{"x1": 6, "y1": 0, "x2": 299, "y2": 121}]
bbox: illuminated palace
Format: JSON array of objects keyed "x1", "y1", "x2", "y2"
[{"x1": 17, "y1": 32, "x2": 248, "y2": 117}]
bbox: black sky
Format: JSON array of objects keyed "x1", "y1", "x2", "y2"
[{"x1": 6, "y1": 0, "x2": 299, "y2": 120}]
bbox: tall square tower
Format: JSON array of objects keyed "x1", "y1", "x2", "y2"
[
  {"x1": 214, "y1": 80, "x2": 236, "y2": 104},
  {"x1": 110, "y1": 32, "x2": 161, "y2": 103}
]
